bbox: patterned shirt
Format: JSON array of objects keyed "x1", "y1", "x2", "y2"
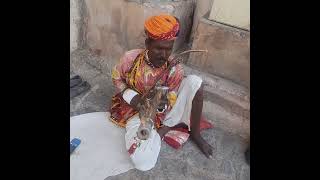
[{"x1": 110, "y1": 49, "x2": 184, "y2": 127}]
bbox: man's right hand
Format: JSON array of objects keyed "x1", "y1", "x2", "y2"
[{"x1": 145, "y1": 88, "x2": 156, "y2": 100}]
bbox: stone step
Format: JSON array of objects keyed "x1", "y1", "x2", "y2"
[
  {"x1": 202, "y1": 100, "x2": 249, "y2": 140},
  {"x1": 182, "y1": 64, "x2": 250, "y2": 120},
  {"x1": 183, "y1": 64, "x2": 249, "y2": 139}
]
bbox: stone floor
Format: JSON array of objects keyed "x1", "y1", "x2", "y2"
[{"x1": 70, "y1": 48, "x2": 249, "y2": 179}]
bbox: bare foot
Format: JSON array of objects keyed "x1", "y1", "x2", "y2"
[{"x1": 190, "y1": 134, "x2": 213, "y2": 158}]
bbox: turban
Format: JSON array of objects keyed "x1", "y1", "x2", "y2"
[{"x1": 144, "y1": 14, "x2": 180, "y2": 41}]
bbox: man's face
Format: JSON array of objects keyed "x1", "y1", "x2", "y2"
[{"x1": 146, "y1": 39, "x2": 174, "y2": 68}]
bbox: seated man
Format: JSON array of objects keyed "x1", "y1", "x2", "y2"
[{"x1": 109, "y1": 14, "x2": 213, "y2": 171}]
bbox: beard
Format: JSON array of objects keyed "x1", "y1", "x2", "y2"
[{"x1": 152, "y1": 59, "x2": 167, "y2": 67}]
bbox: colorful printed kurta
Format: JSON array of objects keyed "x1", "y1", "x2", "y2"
[{"x1": 110, "y1": 49, "x2": 184, "y2": 128}]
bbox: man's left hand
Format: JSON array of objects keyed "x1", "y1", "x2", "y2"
[{"x1": 157, "y1": 96, "x2": 168, "y2": 111}]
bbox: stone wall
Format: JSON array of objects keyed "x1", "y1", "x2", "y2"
[{"x1": 83, "y1": 0, "x2": 195, "y2": 65}]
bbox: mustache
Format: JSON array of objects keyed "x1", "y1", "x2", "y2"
[
  {"x1": 156, "y1": 57, "x2": 167, "y2": 61},
  {"x1": 157, "y1": 60, "x2": 167, "y2": 65}
]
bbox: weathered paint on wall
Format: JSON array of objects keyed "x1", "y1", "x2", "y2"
[{"x1": 209, "y1": 0, "x2": 250, "y2": 30}]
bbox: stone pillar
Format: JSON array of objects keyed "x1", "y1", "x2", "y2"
[
  {"x1": 190, "y1": 0, "x2": 214, "y2": 42},
  {"x1": 70, "y1": 0, "x2": 81, "y2": 53}
]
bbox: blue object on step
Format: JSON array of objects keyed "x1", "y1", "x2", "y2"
[{"x1": 70, "y1": 138, "x2": 81, "y2": 154}]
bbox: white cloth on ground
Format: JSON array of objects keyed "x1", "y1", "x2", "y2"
[
  {"x1": 70, "y1": 112, "x2": 134, "y2": 180},
  {"x1": 125, "y1": 75, "x2": 203, "y2": 171}
]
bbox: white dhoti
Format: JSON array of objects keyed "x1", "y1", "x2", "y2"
[{"x1": 125, "y1": 75, "x2": 203, "y2": 171}]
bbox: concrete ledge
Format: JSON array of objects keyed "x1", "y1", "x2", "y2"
[{"x1": 183, "y1": 64, "x2": 249, "y2": 111}]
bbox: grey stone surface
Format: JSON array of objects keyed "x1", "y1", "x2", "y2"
[
  {"x1": 70, "y1": 49, "x2": 249, "y2": 180},
  {"x1": 70, "y1": 50, "x2": 115, "y2": 116}
]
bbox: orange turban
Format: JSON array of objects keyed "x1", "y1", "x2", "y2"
[{"x1": 144, "y1": 14, "x2": 180, "y2": 41}]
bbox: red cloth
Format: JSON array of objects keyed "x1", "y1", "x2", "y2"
[{"x1": 163, "y1": 115, "x2": 213, "y2": 149}]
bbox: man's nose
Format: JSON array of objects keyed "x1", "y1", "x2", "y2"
[{"x1": 161, "y1": 50, "x2": 167, "y2": 58}]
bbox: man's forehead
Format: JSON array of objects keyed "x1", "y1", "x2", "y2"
[{"x1": 152, "y1": 40, "x2": 174, "y2": 48}]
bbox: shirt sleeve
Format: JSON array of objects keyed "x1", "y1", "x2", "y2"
[{"x1": 111, "y1": 51, "x2": 139, "y2": 94}]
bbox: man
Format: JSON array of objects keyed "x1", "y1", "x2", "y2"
[{"x1": 109, "y1": 14, "x2": 213, "y2": 171}]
